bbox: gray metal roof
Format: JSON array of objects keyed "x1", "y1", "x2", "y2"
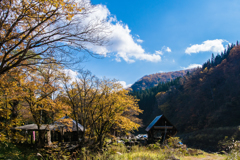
[
  {"x1": 12, "y1": 115, "x2": 84, "y2": 132},
  {"x1": 12, "y1": 124, "x2": 64, "y2": 131},
  {"x1": 145, "y1": 115, "x2": 162, "y2": 132}
]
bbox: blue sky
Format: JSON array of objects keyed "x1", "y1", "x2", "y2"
[{"x1": 73, "y1": 0, "x2": 240, "y2": 88}]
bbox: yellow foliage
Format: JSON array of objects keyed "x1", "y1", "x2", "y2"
[
  {"x1": 0, "y1": 63, "x2": 70, "y2": 142},
  {"x1": 62, "y1": 73, "x2": 142, "y2": 147}
]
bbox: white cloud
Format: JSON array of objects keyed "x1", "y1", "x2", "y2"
[
  {"x1": 172, "y1": 59, "x2": 175, "y2": 63},
  {"x1": 43, "y1": 1, "x2": 164, "y2": 63},
  {"x1": 165, "y1": 47, "x2": 171, "y2": 52},
  {"x1": 154, "y1": 46, "x2": 171, "y2": 57},
  {"x1": 61, "y1": 69, "x2": 133, "y2": 89},
  {"x1": 79, "y1": 3, "x2": 162, "y2": 63},
  {"x1": 109, "y1": 22, "x2": 162, "y2": 63},
  {"x1": 61, "y1": 69, "x2": 79, "y2": 84},
  {"x1": 118, "y1": 81, "x2": 132, "y2": 89},
  {"x1": 181, "y1": 64, "x2": 202, "y2": 70},
  {"x1": 155, "y1": 50, "x2": 163, "y2": 55},
  {"x1": 136, "y1": 39, "x2": 143, "y2": 43},
  {"x1": 162, "y1": 46, "x2": 171, "y2": 52},
  {"x1": 185, "y1": 39, "x2": 227, "y2": 54},
  {"x1": 225, "y1": 43, "x2": 232, "y2": 49}
]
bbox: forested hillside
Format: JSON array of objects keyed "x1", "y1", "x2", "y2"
[
  {"x1": 132, "y1": 43, "x2": 238, "y2": 135},
  {"x1": 157, "y1": 43, "x2": 239, "y2": 133},
  {"x1": 131, "y1": 70, "x2": 193, "y2": 91}
]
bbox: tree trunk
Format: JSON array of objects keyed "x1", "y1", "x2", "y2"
[
  {"x1": 10, "y1": 100, "x2": 19, "y2": 123},
  {"x1": 37, "y1": 128, "x2": 46, "y2": 147},
  {"x1": 9, "y1": 100, "x2": 19, "y2": 142}
]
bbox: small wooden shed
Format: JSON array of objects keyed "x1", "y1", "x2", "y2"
[
  {"x1": 12, "y1": 124, "x2": 65, "y2": 145},
  {"x1": 12, "y1": 115, "x2": 84, "y2": 145},
  {"x1": 145, "y1": 115, "x2": 177, "y2": 142}
]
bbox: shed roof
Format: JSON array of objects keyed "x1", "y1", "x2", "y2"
[
  {"x1": 12, "y1": 116, "x2": 84, "y2": 132},
  {"x1": 12, "y1": 124, "x2": 64, "y2": 131},
  {"x1": 145, "y1": 115, "x2": 162, "y2": 132}
]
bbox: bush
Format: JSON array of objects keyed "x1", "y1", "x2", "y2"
[
  {"x1": 0, "y1": 142, "x2": 36, "y2": 160},
  {"x1": 147, "y1": 143, "x2": 160, "y2": 150},
  {"x1": 167, "y1": 137, "x2": 181, "y2": 148}
]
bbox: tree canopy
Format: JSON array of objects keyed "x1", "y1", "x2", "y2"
[{"x1": 0, "y1": 0, "x2": 108, "y2": 75}]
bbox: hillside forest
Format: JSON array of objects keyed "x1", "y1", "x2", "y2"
[{"x1": 131, "y1": 43, "x2": 240, "y2": 150}]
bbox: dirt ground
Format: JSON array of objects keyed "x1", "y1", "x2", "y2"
[{"x1": 181, "y1": 154, "x2": 226, "y2": 160}]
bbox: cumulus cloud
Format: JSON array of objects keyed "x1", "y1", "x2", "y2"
[
  {"x1": 109, "y1": 23, "x2": 161, "y2": 63},
  {"x1": 118, "y1": 81, "x2": 132, "y2": 89},
  {"x1": 79, "y1": 3, "x2": 163, "y2": 63},
  {"x1": 181, "y1": 64, "x2": 202, "y2": 70},
  {"x1": 185, "y1": 39, "x2": 227, "y2": 54}
]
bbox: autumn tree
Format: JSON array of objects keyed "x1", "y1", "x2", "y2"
[
  {"x1": 61, "y1": 70, "x2": 100, "y2": 147},
  {"x1": 62, "y1": 71, "x2": 142, "y2": 149},
  {"x1": 20, "y1": 63, "x2": 70, "y2": 146},
  {"x1": 91, "y1": 79, "x2": 142, "y2": 149},
  {"x1": 0, "y1": 0, "x2": 108, "y2": 75},
  {"x1": 0, "y1": 67, "x2": 27, "y2": 141}
]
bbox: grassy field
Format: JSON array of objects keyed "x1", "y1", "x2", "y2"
[
  {"x1": 94, "y1": 148, "x2": 227, "y2": 160},
  {"x1": 0, "y1": 139, "x2": 236, "y2": 160},
  {"x1": 90, "y1": 143, "x2": 228, "y2": 160}
]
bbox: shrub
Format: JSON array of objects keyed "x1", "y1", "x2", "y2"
[
  {"x1": 148, "y1": 143, "x2": 160, "y2": 150},
  {"x1": 167, "y1": 137, "x2": 181, "y2": 148}
]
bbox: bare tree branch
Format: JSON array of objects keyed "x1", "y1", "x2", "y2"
[{"x1": 0, "y1": 0, "x2": 109, "y2": 75}]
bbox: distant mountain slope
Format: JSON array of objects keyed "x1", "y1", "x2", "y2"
[
  {"x1": 131, "y1": 70, "x2": 193, "y2": 91},
  {"x1": 131, "y1": 43, "x2": 235, "y2": 131},
  {"x1": 157, "y1": 44, "x2": 240, "y2": 133},
  {"x1": 131, "y1": 43, "x2": 239, "y2": 151}
]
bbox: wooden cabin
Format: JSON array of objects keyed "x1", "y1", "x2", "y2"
[
  {"x1": 11, "y1": 124, "x2": 65, "y2": 145},
  {"x1": 145, "y1": 115, "x2": 177, "y2": 142},
  {"x1": 12, "y1": 115, "x2": 84, "y2": 145}
]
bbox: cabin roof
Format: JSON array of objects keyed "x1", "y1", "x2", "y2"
[
  {"x1": 12, "y1": 116, "x2": 84, "y2": 132},
  {"x1": 145, "y1": 115, "x2": 162, "y2": 132},
  {"x1": 12, "y1": 124, "x2": 64, "y2": 131}
]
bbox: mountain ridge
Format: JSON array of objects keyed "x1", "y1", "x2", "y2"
[{"x1": 130, "y1": 69, "x2": 195, "y2": 91}]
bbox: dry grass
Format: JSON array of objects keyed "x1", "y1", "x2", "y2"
[
  {"x1": 182, "y1": 153, "x2": 226, "y2": 160},
  {"x1": 91, "y1": 144, "x2": 227, "y2": 160},
  {"x1": 0, "y1": 140, "x2": 229, "y2": 160}
]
